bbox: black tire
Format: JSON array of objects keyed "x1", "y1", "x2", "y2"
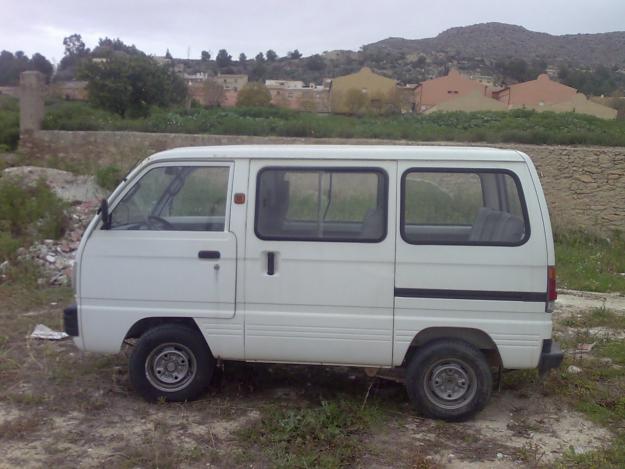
[
  {"x1": 405, "y1": 339, "x2": 492, "y2": 421},
  {"x1": 129, "y1": 324, "x2": 214, "y2": 402}
]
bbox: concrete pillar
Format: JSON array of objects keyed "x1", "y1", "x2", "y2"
[{"x1": 19, "y1": 71, "x2": 46, "y2": 134}]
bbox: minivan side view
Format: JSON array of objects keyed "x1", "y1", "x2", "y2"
[{"x1": 64, "y1": 145, "x2": 563, "y2": 421}]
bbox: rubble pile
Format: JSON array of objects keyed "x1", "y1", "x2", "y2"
[{"x1": 17, "y1": 200, "x2": 98, "y2": 286}]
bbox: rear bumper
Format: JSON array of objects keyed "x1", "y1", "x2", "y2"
[
  {"x1": 538, "y1": 339, "x2": 563, "y2": 375},
  {"x1": 63, "y1": 304, "x2": 79, "y2": 337}
]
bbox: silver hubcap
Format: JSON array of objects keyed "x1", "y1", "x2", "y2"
[
  {"x1": 424, "y1": 359, "x2": 477, "y2": 410},
  {"x1": 145, "y1": 343, "x2": 196, "y2": 392}
]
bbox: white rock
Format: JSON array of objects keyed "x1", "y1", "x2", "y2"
[
  {"x1": 567, "y1": 365, "x2": 583, "y2": 374},
  {"x1": 496, "y1": 453, "x2": 504, "y2": 460},
  {"x1": 45, "y1": 255, "x2": 56, "y2": 263}
]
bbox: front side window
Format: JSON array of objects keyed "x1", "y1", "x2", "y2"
[
  {"x1": 256, "y1": 167, "x2": 387, "y2": 242},
  {"x1": 402, "y1": 169, "x2": 529, "y2": 245},
  {"x1": 110, "y1": 165, "x2": 229, "y2": 231}
]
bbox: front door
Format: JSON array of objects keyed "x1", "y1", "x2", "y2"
[
  {"x1": 244, "y1": 160, "x2": 397, "y2": 366},
  {"x1": 79, "y1": 162, "x2": 236, "y2": 351}
]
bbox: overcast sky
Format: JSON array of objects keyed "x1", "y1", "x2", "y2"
[{"x1": 2, "y1": 0, "x2": 625, "y2": 64}]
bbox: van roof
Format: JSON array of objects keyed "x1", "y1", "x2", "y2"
[{"x1": 148, "y1": 145, "x2": 527, "y2": 163}]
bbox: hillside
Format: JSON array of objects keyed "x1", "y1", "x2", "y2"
[{"x1": 364, "y1": 22, "x2": 625, "y2": 67}]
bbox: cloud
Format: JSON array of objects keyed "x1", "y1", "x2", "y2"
[{"x1": 1, "y1": 0, "x2": 624, "y2": 62}]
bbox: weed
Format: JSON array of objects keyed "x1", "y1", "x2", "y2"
[
  {"x1": 95, "y1": 165, "x2": 122, "y2": 191},
  {"x1": 0, "y1": 415, "x2": 44, "y2": 440},
  {"x1": 555, "y1": 230, "x2": 625, "y2": 293},
  {"x1": 562, "y1": 307, "x2": 625, "y2": 330},
  {"x1": 238, "y1": 397, "x2": 382, "y2": 468}
]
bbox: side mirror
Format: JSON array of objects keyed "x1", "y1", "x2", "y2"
[{"x1": 98, "y1": 198, "x2": 111, "y2": 230}]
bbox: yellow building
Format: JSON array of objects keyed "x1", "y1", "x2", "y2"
[
  {"x1": 533, "y1": 93, "x2": 617, "y2": 120},
  {"x1": 330, "y1": 67, "x2": 397, "y2": 114},
  {"x1": 424, "y1": 91, "x2": 506, "y2": 114}
]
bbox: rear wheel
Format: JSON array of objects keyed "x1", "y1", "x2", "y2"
[
  {"x1": 406, "y1": 339, "x2": 492, "y2": 421},
  {"x1": 129, "y1": 324, "x2": 214, "y2": 402}
]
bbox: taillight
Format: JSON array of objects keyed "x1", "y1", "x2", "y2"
[{"x1": 547, "y1": 266, "x2": 557, "y2": 302}]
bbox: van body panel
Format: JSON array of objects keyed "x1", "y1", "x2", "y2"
[
  {"x1": 243, "y1": 159, "x2": 397, "y2": 366},
  {"x1": 393, "y1": 297, "x2": 551, "y2": 368}
]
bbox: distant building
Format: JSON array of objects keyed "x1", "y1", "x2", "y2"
[
  {"x1": 49, "y1": 81, "x2": 89, "y2": 101},
  {"x1": 424, "y1": 91, "x2": 506, "y2": 114},
  {"x1": 268, "y1": 87, "x2": 330, "y2": 113},
  {"x1": 414, "y1": 69, "x2": 489, "y2": 113},
  {"x1": 535, "y1": 93, "x2": 617, "y2": 119},
  {"x1": 265, "y1": 79, "x2": 306, "y2": 89},
  {"x1": 211, "y1": 74, "x2": 248, "y2": 91},
  {"x1": 493, "y1": 73, "x2": 577, "y2": 108},
  {"x1": 330, "y1": 67, "x2": 397, "y2": 113}
]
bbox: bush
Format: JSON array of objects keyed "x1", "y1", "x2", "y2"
[
  {"x1": 96, "y1": 165, "x2": 122, "y2": 191},
  {"x1": 236, "y1": 83, "x2": 272, "y2": 107},
  {"x1": 0, "y1": 96, "x2": 19, "y2": 150},
  {"x1": 0, "y1": 178, "x2": 68, "y2": 260}
]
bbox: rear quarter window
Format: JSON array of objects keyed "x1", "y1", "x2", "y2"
[{"x1": 401, "y1": 169, "x2": 530, "y2": 246}]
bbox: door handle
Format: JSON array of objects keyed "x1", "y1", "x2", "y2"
[
  {"x1": 198, "y1": 250, "x2": 220, "y2": 259},
  {"x1": 267, "y1": 252, "x2": 275, "y2": 276}
]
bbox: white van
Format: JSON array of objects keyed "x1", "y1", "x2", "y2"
[{"x1": 64, "y1": 145, "x2": 562, "y2": 421}]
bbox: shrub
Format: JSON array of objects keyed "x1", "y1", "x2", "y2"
[
  {"x1": 0, "y1": 178, "x2": 68, "y2": 260},
  {"x1": 0, "y1": 96, "x2": 19, "y2": 150},
  {"x1": 96, "y1": 165, "x2": 122, "y2": 191},
  {"x1": 236, "y1": 83, "x2": 272, "y2": 107}
]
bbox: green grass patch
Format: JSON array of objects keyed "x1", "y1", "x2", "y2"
[
  {"x1": 561, "y1": 307, "x2": 625, "y2": 329},
  {"x1": 595, "y1": 340, "x2": 625, "y2": 365},
  {"x1": 555, "y1": 231, "x2": 625, "y2": 293},
  {"x1": 238, "y1": 397, "x2": 383, "y2": 469},
  {"x1": 95, "y1": 164, "x2": 123, "y2": 191},
  {"x1": 43, "y1": 102, "x2": 625, "y2": 147},
  {"x1": 0, "y1": 95, "x2": 19, "y2": 151}
]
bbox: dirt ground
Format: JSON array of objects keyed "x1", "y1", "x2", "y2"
[{"x1": 0, "y1": 291, "x2": 622, "y2": 469}]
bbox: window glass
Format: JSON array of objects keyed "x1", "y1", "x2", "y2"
[
  {"x1": 110, "y1": 166, "x2": 229, "y2": 231},
  {"x1": 256, "y1": 168, "x2": 387, "y2": 242},
  {"x1": 402, "y1": 170, "x2": 528, "y2": 245}
]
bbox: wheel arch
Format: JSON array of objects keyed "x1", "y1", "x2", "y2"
[
  {"x1": 125, "y1": 317, "x2": 203, "y2": 341},
  {"x1": 401, "y1": 327, "x2": 502, "y2": 368}
]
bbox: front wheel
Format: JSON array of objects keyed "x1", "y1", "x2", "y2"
[
  {"x1": 406, "y1": 339, "x2": 492, "y2": 421},
  {"x1": 129, "y1": 324, "x2": 214, "y2": 402}
]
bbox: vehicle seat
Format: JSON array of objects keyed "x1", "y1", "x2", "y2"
[
  {"x1": 360, "y1": 207, "x2": 384, "y2": 239},
  {"x1": 469, "y1": 207, "x2": 524, "y2": 243}
]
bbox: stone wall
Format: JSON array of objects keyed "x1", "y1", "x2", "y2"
[{"x1": 18, "y1": 130, "x2": 625, "y2": 234}]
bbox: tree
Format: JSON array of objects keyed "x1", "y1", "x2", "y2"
[
  {"x1": 63, "y1": 34, "x2": 87, "y2": 57},
  {"x1": 30, "y1": 53, "x2": 53, "y2": 82},
  {"x1": 255, "y1": 52, "x2": 265, "y2": 63},
  {"x1": 93, "y1": 38, "x2": 142, "y2": 58},
  {"x1": 201, "y1": 50, "x2": 211, "y2": 61},
  {"x1": 59, "y1": 33, "x2": 90, "y2": 72},
  {"x1": 266, "y1": 49, "x2": 277, "y2": 62},
  {"x1": 288, "y1": 49, "x2": 302, "y2": 59},
  {"x1": 0, "y1": 50, "x2": 53, "y2": 85},
  {"x1": 216, "y1": 49, "x2": 232, "y2": 67},
  {"x1": 306, "y1": 54, "x2": 325, "y2": 71},
  {"x1": 236, "y1": 82, "x2": 272, "y2": 107},
  {"x1": 80, "y1": 54, "x2": 187, "y2": 117},
  {"x1": 239, "y1": 53, "x2": 247, "y2": 62},
  {"x1": 165, "y1": 49, "x2": 173, "y2": 59},
  {"x1": 248, "y1": 62, "x2": 267, "y2": 82}
]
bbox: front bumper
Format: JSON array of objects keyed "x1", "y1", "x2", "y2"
[
  {"x1": 63, "y1": 304, "x2": 79, "y2": 337},
  {"x1": 538, "y1": 339, "x2": 563, "y2": 375}
]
